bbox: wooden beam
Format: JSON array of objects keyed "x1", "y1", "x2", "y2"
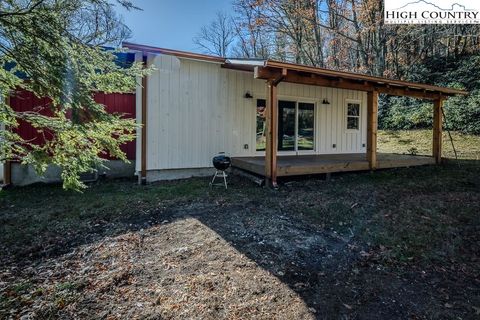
[
  {"x1": 272, "y1": 68, "x2": 287, "y2": 86},
  {"x1": 255, "y1": 66, "x2": 374, "y2": 92},
  {"x1": 254, "y1": 66, "x2": 450, "y2": 100},
  {"x1": 367, "y1": 91, "x2": 379, "y2": 170},
  {"x1": 433, "y1": 98, "x2": 443, "y2": 164},
  {"x1": 265, "y1": 60, "x2": 467, "y2": 96},
  {"x1": 377, "y1": 86, "x2": 442, "y2": 100},
  {"x1": 285, "y1": 72, "x2": 374, "y2": 91},
  {"x1": 265, "y1": 81, "x2": 278, "y2": 188},
  {"x1": 279, "y1": 160, "x2": 369, "y2": 176},
  {"x1": 140, "y1": 55, "x2": 148, "y2": 184}
]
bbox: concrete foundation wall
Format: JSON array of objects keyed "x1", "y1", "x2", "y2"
[
  {"x1": 144, "y1": 167, "x2": 215, "y2": 183},
  {"x1": 100, "y1": 161, "x2": 136, "y2": 179},
  {"x1": 11, "y1": 160, "x2": 136, "y2": 186}
]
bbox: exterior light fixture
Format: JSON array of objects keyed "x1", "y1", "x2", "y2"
[
  {"x1": 322, "y1": 98, "x2": 330, "y2": 105},
  {"x1": 244, "y1": 91, "x2": 253, "y2": 99}
]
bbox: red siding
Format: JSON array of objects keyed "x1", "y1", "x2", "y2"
[
  {"x1": 93, "y1": 92, "x2": 136, "y2": 160},
  {"x1": 10, "y1": 90, "x2": 53, "y2": 146},
  {"x1": 11, "y1": 89, "x2": 136, "y2": 160}
]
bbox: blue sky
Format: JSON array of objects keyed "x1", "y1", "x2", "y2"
[{"x1": 115, "y1": 0, "x2": 234, "y2": 52}]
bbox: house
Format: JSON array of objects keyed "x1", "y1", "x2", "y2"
[
  {"x1": 2, "y1": 42, "x2": 467, "y2": 187},
  {"x1": 123, "y1": 42, "x2": 466, "y2": 187}
]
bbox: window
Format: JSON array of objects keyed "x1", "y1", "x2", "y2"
[
  {"x1": 346, "y1": 101, "x2": 360, "y2": 130},
  {"x1": 256, "y1": 99, "x2": 266, "y2": 151}
]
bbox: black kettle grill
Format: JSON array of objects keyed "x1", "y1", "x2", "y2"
[{"x1": 210, "y1": 152, "x2": 231, "y2": 189}]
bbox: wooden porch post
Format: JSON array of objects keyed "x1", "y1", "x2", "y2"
[
  {"x1": 265, "y1": 81, "x2": 278, "y2": 187},
  {"x1": 433, "y1": 98, "x2": 443, "y2": 164},
  {"x1": 367, "y1": 90, "x2": 378, "y2": 170}
]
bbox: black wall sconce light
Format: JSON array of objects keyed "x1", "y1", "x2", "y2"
[
  {"x1": 244, "y1": 91, "x2": 253, "y2": 99},
  {"x1": 322, "y1": 98, "x2": 330, "y2": 105}
]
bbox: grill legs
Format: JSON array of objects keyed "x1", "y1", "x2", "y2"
[{"x1": 210, "y1": 170, "x2": 228, "y2": 189}]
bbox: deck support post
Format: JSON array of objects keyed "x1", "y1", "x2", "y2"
[
  {"x1": 367, "y1": 90, "x2": 378, "y2": 170},
  {"x1": 433, "y1": 98, "x2": 443, "y2": 164},
  {"x1": 265, "y1": 81, "x2": 279, "y2": 188}
]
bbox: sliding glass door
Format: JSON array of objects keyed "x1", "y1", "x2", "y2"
[
  {"x1": 297, "y1": 102, "x2": 314, "y2": 151},
  {"x1": 255, "y1": 99, "x2": 315, "y2": 154},
  {"x1": 278, "y1": 100, "x2": 315, "y2": 153},
  {"x1": 278, "y1": 100, "x2": 296, "y2": 151}
]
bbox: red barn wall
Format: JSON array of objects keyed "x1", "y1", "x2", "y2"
[
  {"x1": 93, "y1": 92, "x2": 136, "y2": 160},
  {"x1": 10, "y1": 90, "x2": 53, "y2": 146},
  {"x1": 10, "y1": 89, "x2": 136, "y2": 160}
]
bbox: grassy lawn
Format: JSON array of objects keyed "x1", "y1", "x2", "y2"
[
  {"x1": 0, "y1": 178, "x2": 208, "y2": 262},
  {"x1": 378, "y1": 129, "x2": 480, "y2": 160},
  {"x1": 1, "y1": 157, "x2": 479, "y2": 318}
]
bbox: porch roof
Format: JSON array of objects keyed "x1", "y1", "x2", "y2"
[{"x1": 259, "y1": 60, "x2": 467, "y2": 98}]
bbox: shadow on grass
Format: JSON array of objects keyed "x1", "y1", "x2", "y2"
[{"x1": 1, "y1": 160, "x2": 479, "y2": 318}]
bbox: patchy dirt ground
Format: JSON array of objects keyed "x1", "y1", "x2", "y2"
[{"x1": 1, "y1": 161, "x2": 479, "y2": 319}]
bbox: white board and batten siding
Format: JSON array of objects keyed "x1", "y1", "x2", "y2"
[{"x1": 136, "y1": 54, "x2": 367, "y2": 173}]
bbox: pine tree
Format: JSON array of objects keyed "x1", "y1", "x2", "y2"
[{"x1": 0, "y1": 0, "x2": 149, "y2": 190}]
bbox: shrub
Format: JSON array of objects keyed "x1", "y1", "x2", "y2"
[
  {"x1": 444, "y1": 90, "x2": 480, "y2": 135},
  {"x1": 379, "y1": 96, "x2": 433, "y2": 130},
  {"x1": 379, "y1": 55, "x2": 480, "y2": 135}
]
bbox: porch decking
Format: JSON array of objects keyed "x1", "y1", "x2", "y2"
[{"x1": 231, "y1": 153, "x2": 435, "y2": 177}]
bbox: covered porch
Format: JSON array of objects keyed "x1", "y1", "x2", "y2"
[
  {"x1": 232, "y1": 153, "x2": 436, "y2": 177},
  {"x1": 241, "y1": 60, "x2": 466, "y2": 187}
]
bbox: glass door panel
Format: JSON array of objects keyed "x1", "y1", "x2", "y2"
[
  {"x1": 297, "y1": 102, "x2": 314, "y2": 151},
  {"x1": 256, "y1": 99, "x2": 267, "y2": 151},
  {"x1": 277, "y1": 100, "x2": 296, "y2": 151}
]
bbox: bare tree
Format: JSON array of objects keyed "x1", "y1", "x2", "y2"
[
  {"x1": 195, "y1": 0, "x2": 480, "y2": 78},
  {"x1": 232, "y1": 0, "x2": 272, "y2": 59},
  {"x1": 193, "y1": 11, "x2": 235, "y2": 57},
  {"x1": 235, "y1": 0, "x2": 327, "y2": 65}
]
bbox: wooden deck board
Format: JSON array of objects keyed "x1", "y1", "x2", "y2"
[{"x1": 231, "y1": 153, "x2": 435, "y2": 177}]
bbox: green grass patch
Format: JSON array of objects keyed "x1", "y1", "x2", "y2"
[
  {"x1": 1, "y1": 153, "x2": 479, "y2": 269},
  {"x1": 0, "y1": 178, "x2": 208, "y2": 261},
  {"x1": 378, "y1": 129, "x2": 480, "y2": 160},
  {"x1": 294, "y1": 161, "x2": 480, "y2": 264}
]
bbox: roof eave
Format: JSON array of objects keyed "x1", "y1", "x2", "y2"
[
  {"x1": 264, "y1": 60, "x2": 467, "y2": 97},
  {"x1": 122, "y1": 42, "x2": 226, "y2": 64}
]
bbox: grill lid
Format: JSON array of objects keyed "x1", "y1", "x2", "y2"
[{"x1": 212, "y1": 152, "x2": 231, "y2": 171}]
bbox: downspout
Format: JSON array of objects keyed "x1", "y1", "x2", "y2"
[
  {"x1": 3, "y1": 94, "x2": 12, "y2": 187},
  {"x1": 140, "y1": 54, "x2": 148, "y2": 185},
  {"x1": 3, "y1": 161, "x2": 11, "y2": 186}
]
